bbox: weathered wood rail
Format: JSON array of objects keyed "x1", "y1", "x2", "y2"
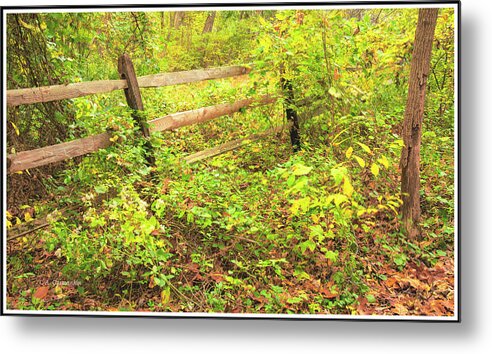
[
  {"x1": 148, "y1": 95, "x2": 276, "y2": 133},
  {"x1": 7, "y1": 133, "x2": 112, "y2": 174},
  {"x1": 7, "y1": 65, "x2": 251, "y2": 107},
  {"x1": 184, "y1": 123, "x2": 290, "y2": 164}
]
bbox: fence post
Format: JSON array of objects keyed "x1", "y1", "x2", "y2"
[
  {"x1": 118, "y1": 53, "x2": 155, "y2": 165},
  {"x1": 281, "y1": 77, "x2": 301, "y2": 152}
]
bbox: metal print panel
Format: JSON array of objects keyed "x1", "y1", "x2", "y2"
[{"x1": 2, "y1": 1, "x2": 460, "y2": 320}]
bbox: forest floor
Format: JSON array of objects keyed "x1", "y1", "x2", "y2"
[
  {"x1": 6, "y1": 130, "x2": 455, "y2": 316},
  {"x1": 7, "y1": 229, "x2": 454, "y2": 316}
]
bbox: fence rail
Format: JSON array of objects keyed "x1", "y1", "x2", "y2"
[
  {"x1": 149, "y1": 95, "x2": 276, "y2": 133},
  {"x1": 7, "y1": 65, "x2": 251, "y2": 107},
  {"x1": 184, "y1": 123, "x2": 289, "y2": 164}
]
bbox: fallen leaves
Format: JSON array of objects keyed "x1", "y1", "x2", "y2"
[
  {"x1": 33, "y1": 286, "x2": 49, "y2": 300},
  {"x1": 358, "y1": 258, "x2": 455, "y2": 316},
  {"x1": 209, "y1": 273, "x2": 225, "y2": 283}
]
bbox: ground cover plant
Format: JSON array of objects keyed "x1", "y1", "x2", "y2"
[{"x1": 5, "y1": 6, "x2": 456, "y2": 316}]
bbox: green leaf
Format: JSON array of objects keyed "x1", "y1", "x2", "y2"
[
  {"x1": 435, "y1": 250, "x2": 446, "y2": 257},
  {"x1": 366, "y1": 294, "x2": 376, "y2": 303},
  {"x1": 293, "y1": 269, "x2": 311, "y2": 280},
  {"x1": 156, "y1": 249, "x2": 171, "y2": 262},
  {"x1": 328, "y1": 86, "x2": 342, "y2": 98},
  {"x1": 330, "y1": 166, "x2": 347, "y2": 185},
  {"x1": 353, "y1": 155, "x2": 366, "y2": 168},
  {"x1": 292, "y1": 163, "x2": 313, "y2": 176},
  {"x1": 300, "y1": 239, "x2": 316, "y2": 254},
  {"x1": 287, "y1": 177, "x2": 309, "y2": 195},
  {"x1": 89, "y1": 216, "x2": 106, "y2": 228},
  {"x1": 333, "y1": 194, "x2": 348, "y2": 207},
  {"x1": 94, "y1": 185, "x2": 108, "y2": 194},
  {"x1": 370, "y1": 163, "x2": 380, "y2": 177},
  {"x1": 324, "y1": 250, "x2": 338, "y2": 262},
  {"x1": 286, "y1": 174, "x2": 296, "y2": 187},
  {"x1": 394, "y1": 254, "x2": 407, "y2": 267},
  {"x1": 309, "y1": 225, "x2": 324, "y2": 239},
  {"x1": 141, "y1": 217, "x2": 157, "y2": 235},
  {"x1": 290, "y1": 196, "x2": 311, "y2": 215},
  {"x1": 356, "y1": 142, "x2": 372, "y2": 154}
]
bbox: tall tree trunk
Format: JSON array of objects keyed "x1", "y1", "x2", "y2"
[
  {"x1": 400, "y1": 8, "x2": 439, "y2": 240},
  {"x1": 160, "y1": 12, "x2": 165, "y2": 30},
  {"x1": 173, "y1": 11, "x2": 185, "y2": 28},
  {"x1": 202, "y1": 12, "x2": 216, "y2": 34}
]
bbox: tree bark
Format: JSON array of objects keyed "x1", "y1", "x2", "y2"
[
  {"x1": 400, "y1": 8, "x2": 439, "y2": 240},
  {"x1": 173, "y1": 12, "x2": 185, "y2": 28},
  {"x1": 202, "y1": 12, "x2": 216, "y2": 34}
]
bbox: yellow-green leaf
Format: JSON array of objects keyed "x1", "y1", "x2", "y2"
[
  {"x1": 333, "y1": 194, "x2": 348, "y2": 207},
  {"x1": 18, "y1": 18, "x2": 36, "y2": 30},
  {"x1": 345, "y1": 146, "x2": 353, "y2": 159},
  {"x1": 343, "y1": 176, "x2": 354, "y2": 197},
  {"x1": 371, "y1": 163, "x2": 380, "y2": 177},
  {"x1": 357, "y1": 142, "x2": 372, "y2": 154},
  {"x1": 10, "y1": 122, "x2": 20, "y2": 136},
  {"x1": 378, "y1": 155, "x2": 389, "y2": 169},
  {"x1": 24, "y1": 212, "x2": 33, "y2": 222},
  {"x1": 292, "y1": 163, "x2": 313, "y2": 176},
  {"x1": 328, "y1": 86, "x2": 342, "y2": 98},
  {"x1": 160, "y1": 287, "x2": 171, "y2": 305},
  {"x1": 353, "y1": 155, "x2": 365, "y2": 168},
  {"x1": 290, "y1": 196, "x2": 311, "y2": 216}
]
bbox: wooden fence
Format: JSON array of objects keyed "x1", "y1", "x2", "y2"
[{"x1": 6, "y1": 54, "x2": 310, "y2": 175}]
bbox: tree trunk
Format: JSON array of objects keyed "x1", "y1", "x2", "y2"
[
  {"x1": 173, "y1": 11, "x2": 185, "y2": 28},
  {"x1": 400, "y1": 8, "x2": 439, "y2": 240},
  {"x1": 160, "y1": 12, "x2": 165, "y2": 30},
  {"x1": 202, "y1": 12, "x2": 216, "y2": 34}
]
